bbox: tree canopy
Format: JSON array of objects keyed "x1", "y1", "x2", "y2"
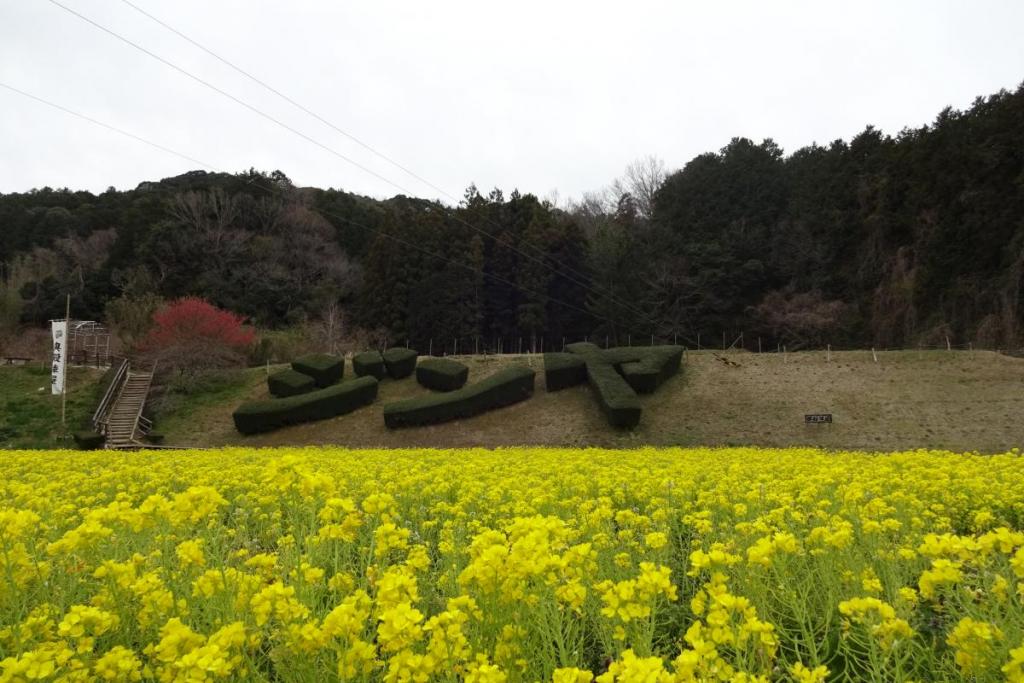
[{"x1": 2, "y1": 82, "x2": 1023, "y2": 351}]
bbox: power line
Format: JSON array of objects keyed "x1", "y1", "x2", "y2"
[
  {"x1": 118, "y1": 0, "x2": 442, "y2": 199},
  {"x1": 118, "y1": 0, "x2": 605, "y2": 292},
  {"x1": 0, "y1": 82, "x2": 213, "y2": 171},
  {"x1": 0, "y1": 81, "x2": 630, "y2": 336},
  {"x1": 49, "y1": 0, "x2": 656, "y2": 329},
  {"x1": 44, "y1": 0, "x2": 402, "y2": 192}
]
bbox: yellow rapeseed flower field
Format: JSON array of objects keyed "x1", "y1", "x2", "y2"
[{"x1": 1, "y1": 447, "x2": 1023, "y2": 682}]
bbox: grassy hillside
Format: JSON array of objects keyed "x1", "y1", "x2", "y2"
[
  {"x1": 0, "y1": 364, "x2": 104, "y2": 449},
  {"x1": 156, "y1": 349, "x2": 1024, "y2": 452}
]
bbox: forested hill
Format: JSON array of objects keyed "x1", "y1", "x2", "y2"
[{"x1": 1, "y1": 82, "x2": 1023, "y2": 351}]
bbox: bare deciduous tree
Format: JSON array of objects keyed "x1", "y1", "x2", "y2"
[
  {"x1": 314, "y1": 302, "x2": 345, "y2": 355},
  {"x1": 620, "y1": 155, "x2": 666, "y2": 220},
  {"x1": 754, "y1": 287, "x2": 848, "y2": 349},
  {"x1": 54, "y1": 228, "x2": 118, "y2": 288},
  {"x1": 570, "y1": 155, "x2": 668, "y2": 224}
]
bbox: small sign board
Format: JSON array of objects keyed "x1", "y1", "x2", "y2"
[{"x1": 805, "y1": 413, "x2": 833, "y2": 424}]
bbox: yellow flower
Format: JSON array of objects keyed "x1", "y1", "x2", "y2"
[
  {"x1": 374, "y1": 522, "x2": 412, "y2": 560},
  {"x1": 838, "y1": 597, "x2": 915, "y2": 650},
  {"x1": 553, "y1": 667, "x2": 594, "y2": 683},
  {"x1": 2, "y1": 446, "x2": 1024, "y2": 681},
  {"x1": 93, "y1": 645, "x2": 142, "y2": 681},
  {"x1": 897, "y1": 586, "x2": 919, "y2": 605},
  {"x1": 175, "y1": 538, "x2": 205, "y2": 568},
  {"x1": 789, "y1": 662, "x2": 828, "y2": 683},
  {"x1": 947, "y1": 617, "x2": 1003, "y2": 674},
  {"x1": 918, "y1": 559, "x2": 962, "y2": 600},
  {"x1": 644, "y1": 532, "x2": 668, "y2": 550},
  {"x1": 556, "y1": 580, "x2": 587, "y2": 613},
  {"x1": 595, "y1": 649, "x2": 672, "y2": 683},
  {"x1": 1003, "y1": 642, "x2": 1024, "y2": 682},
  {"x1": 377, "y1": 602, "x2": 424, "y2": 652},
  {"x1": 250, "y1": 581, "x2": 310, "y2": 626},
  {"x1": 465, "y1": 654, "x2": 506, "y2": 683}
]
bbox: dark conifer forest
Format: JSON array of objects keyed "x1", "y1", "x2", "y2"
[{"x1": 2, "y1": 82, "x2": 1023, "y2": 351}]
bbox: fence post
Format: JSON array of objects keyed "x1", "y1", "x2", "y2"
[
  {"x1": 454, "y1": 338, "x2": 458, "y2": 355},
  {"x1": 628, "y1": 334, "x2": 631, "y2": 346},
  {"x1": 758, "y1": 337, "x2": 761, "y2": 353},
  {"x1": 946, "y1": 336, "x2": 951, "y2": 351},
  {"x1": 872, "y1": 347, "x2": 878, "y2": 362},
  {"x1": 429, "y1": 339, "x2": 433, "y2": 356},
  {"x1": 826, "y1": 344, "x2": 831, "y2": 362},
  {"x1": 697, "y1": 333, "x2": 701, "y2": 350}
]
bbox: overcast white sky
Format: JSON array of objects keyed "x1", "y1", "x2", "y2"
[{"x1": 1, "y1": 1, "x2": 1022, "y2": 202}]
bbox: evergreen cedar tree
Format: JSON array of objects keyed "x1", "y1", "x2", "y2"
[{"x1": 3, "y1": 83, "x2": 1024, "y2": 349}]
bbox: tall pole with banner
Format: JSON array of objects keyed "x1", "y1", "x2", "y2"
[
  {"x1": 51, "y1": 315, "x2": 67, "y2": 396},
  {"x1": 51, "y1": 295, "x2": 71, "y2": 428},
  {"x1": 61, "y1": 294, "x2": 70, "y2": 429}
]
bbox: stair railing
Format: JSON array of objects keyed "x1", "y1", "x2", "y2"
[
  {"x1": 93, "y1": 358, "x2": 129, "y2": 435},
  {"x1": 127, "y1": 361, "x2": 157, "y2": 444}
]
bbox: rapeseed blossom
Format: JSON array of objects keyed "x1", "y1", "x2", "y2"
[{"x1": 0, "y1": 446, "x2": 1022, "y2": 680}]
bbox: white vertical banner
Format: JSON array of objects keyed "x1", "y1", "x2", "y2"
[{"x1": 51, "y1": 320, "x2": 67, "y2": 395}]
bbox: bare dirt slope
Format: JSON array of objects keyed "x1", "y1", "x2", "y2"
[{"x1": 159, "y1": 349, "x2": 1024, "y2": 452}]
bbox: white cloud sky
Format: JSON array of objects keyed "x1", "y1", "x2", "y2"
[{"x1": 1, "y1": 0, "x2": 1022, "y2": 202}]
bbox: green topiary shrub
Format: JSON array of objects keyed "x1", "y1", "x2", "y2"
[
  {"x1": 564, "y1": 341, "x2": 603, "y2": 356},
  {"x1": 353, "y1": 351, "x2": 386, "y2": 380},
  {"x1": 543, "y1": 352, "x2": 587, "y2": 391},
  {"x1": 385, "y1": 365, "x2": 535, "y2": 428},
  {"x1": 607, "y1": 345, "x2": 684, "y2": 393},
  {"x1": 585, "y1": 361, "x2": 642, "y2": 428},
  {"x1": 382, "y1": 347, "x2": 418, "y2": 379},
  {"x1": 563, "y1": 343, "x2": 684, "y2": 427},
  {"x1": 291, "y1": 353, "x2": 344, "y2": 388},
  {"x1": 233, "y1": 376, "x2": 378, "y2": 435},
  {"x1": 416, "y1": 358, "x2": 469, "y2": 392},
  {"x1": 73, "y1": 430, "x2": 105, "y2": 450},
  {"x1": 268, "y1": 368, "x2": 316, "y2": 397}
]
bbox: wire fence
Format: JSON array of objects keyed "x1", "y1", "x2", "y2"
[
  {"x1": 372, "y1": 332, "x2": 1020, "y2": 358},
  {"x1": 10, "y1": 332, "x2": 1018, "y2": 372}
]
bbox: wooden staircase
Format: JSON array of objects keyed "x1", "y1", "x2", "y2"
[{"x1": 101, "y1": 367, "x2": 154, "y2": 449}]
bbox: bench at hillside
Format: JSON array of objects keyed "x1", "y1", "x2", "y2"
[{"x1": 3, "y1": 357, "x2": 32, "y2": 365}]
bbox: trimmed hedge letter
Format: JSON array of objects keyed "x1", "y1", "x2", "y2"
[
  {"x1": 416, "y1": 358, "x2": 469, "y2": 392},
  {"x1": 234, "y1": 377, "x2": 378, "y2": 435},
  {"x1": 353, "y1": 350, "x2": 386, "y2": 380},
  {"x1": 544, "y1": 344, "x2": 683, "y2": 428},
  {"x1": 382, "y1": 347, "x2": 418, "y2": 379},
  {"x1": 384, "y1": 365, "x2": 534, "y2": 428},
  {"x1": 268, "y1": 369, "x2": 316, "y2": 398},
  {"x1": 292, "y1": 353, "x2": 344, "y2": 388}
]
